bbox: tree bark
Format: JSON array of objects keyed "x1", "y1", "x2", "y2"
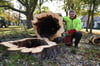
[
  {"x1": 32, "y1": 12, "x2": 65, "y2": 41},
  {"x1": 86, "y1": 3, "x2": 92, "y2": 32},
  {"x1": 86, "y1": 10, "x2": 91, "y2": 32},
  {"x1": 0, "y1": 12, "x2": 65, "y2": 60},
  {"x1": 90, "y1": 0, "x2": 96, "y2": 34},
  {"x1": 0, "y1": 38, "x2": 63, "y2": 60},
  {"x1": 26, "y1": 14, "x2": 33, "y2": 29},
  {"x1": 64, "y1": 0, "x2": 68, "y2": 16},
  {"x1": 88, "y1": 35, "x2": 100, "y2": 45}
]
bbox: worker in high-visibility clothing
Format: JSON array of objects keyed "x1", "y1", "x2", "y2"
[{"x1": 63, "y1": 10, "x2": 82, "y2": 48}]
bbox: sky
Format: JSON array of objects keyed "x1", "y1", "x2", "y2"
[
  {"x1": 42, "y1": 1, "x2": 66, "y2": 16},
  {"x1": 10, "y1": 0, "x2": 100, "y2": 20},
  {"x1": 11, "y1": 0, "x2": 66, "y2": 16},
  {"x1": 10, "y1": 0, "x2": 100, "y2": 14}
]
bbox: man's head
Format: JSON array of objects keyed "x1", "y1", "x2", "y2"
[{"x1": 69, "y1": 10, "x2": 76, "y2": 19}]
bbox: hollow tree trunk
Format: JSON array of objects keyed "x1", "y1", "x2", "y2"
[
  {"x1": 0, "y1": 38, "x2": 64, "y2": 60},
  {"x1": 32, "y1": 12, "x2": 65, "y2": 41},
  {"x1": 0, "y1": 12, "x2": 65, "y2": 60}
]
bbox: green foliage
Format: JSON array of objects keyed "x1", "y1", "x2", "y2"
[
  {"x1": 41, "y1": 6, "x2": 50, "y2": 12},
  {"x1": 0, "y1": 0, "x2": 12, "y2": 5},
  {"x1": 34, "y1": 6, "x2": 50, "y2": 14},
  {"x1": 63, "y1": 0, "x2": 100, "y2": 16},
  {"x1": 81, "y1": 0, "x2": 100, "y2": 15},
  {"x1": 63, "y1": 0, "x2": 84, "y2": 16},
  {"x1": 94, "y1": 12, "x2": 100, "y2": 16}
]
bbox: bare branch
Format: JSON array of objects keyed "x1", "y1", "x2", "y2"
[
  {"x1": 0, "y1": 5, "x2": 26, "y2": 14},
  {"x1": 17, "y1": 0, "x2": 26, "y2": 6}
]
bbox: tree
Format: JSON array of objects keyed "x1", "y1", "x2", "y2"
[
  {"x1": 0, "y1": 0, "x2": 12, "y2": 14},
  {"x1": 90, "y1": 0, "x2": 97, "y2": 33},
  {"x1": 37, "y1": 0, "x2": 52, "y2": 14},
  {"x1": 82, "y1": 0, "x2": 92, "y2": 32},
  {"x1": 62, "y1": 0, "x2": 100, "y2": 34},
  {"x1": 0, "y1": 0, "x2": 38, "y2": 29},
  {"x1": 82, "y1": 0, "x2": 100, "y2": 33},
  {"x1": 34, "y1": 6, "x2": 50, "y2": 14},
  {"x1": 63, "y1": 0, "x2": 84, "y2": 16}
]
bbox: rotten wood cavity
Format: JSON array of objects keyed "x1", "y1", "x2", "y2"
[{"x1": 0, "y1": 12, "x2": 65, "y2": 60}]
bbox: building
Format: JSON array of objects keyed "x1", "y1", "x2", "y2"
[{"x1": 81, "y1": 16, "x2": 100, "y2": 29}]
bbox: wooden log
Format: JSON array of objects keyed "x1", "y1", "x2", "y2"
[
  {"x1": 32, "y1": 12, "x2": 65, "y2": 42},
  {"x1": 88, "y1": 35, "x2": 100, "y2": 45}
]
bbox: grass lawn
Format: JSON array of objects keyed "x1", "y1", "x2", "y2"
[
  {"x1": 0, "y1": 26, "x2": 27, "y2": 34},
  {"x1": 0, "y1": 26, "x2": 34, "y2": 41},
  {"x1": 0, "y1": 26, "x2": 41, "y2": 66}
]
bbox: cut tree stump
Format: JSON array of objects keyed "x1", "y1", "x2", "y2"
[
  {"x1": 0, "y1": 38, "x2": 63, "y2": 60},
  {"x1": 0, "y1": 12, "x2": 65, "y2": 60}
]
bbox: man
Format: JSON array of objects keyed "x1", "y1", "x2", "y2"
[{"x1": 63, "y1": 10, "x2": 82, "y2": 48}]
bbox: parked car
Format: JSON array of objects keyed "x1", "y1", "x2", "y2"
[{"x1": 0, "y1": 16, "x2": 8, "y2": 28}]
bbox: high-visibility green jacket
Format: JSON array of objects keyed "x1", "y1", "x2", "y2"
[{"x1": 63, "y1": 16, "x2": 82, "y2": 31}]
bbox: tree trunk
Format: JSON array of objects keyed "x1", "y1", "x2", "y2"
[
  {"x1": 40, "y1": 45, "x2": 63, "y2": 60},
  {"x1": 65, "y1": 9, "x2": 68, "y2": 16},
  {"x1": 0, "y1": 12, "x2": 65, "y2": 60},
  {"x1": 32, "y1": 12, "x2": 65, "y2": 41},
  {"x1": 64, "y1": 0, "x2": 68, "y2": 16},
  {"x1": 38, "y1": 0, "x2": 43, "y2": 13},
  {"x1": 26, "y1": 13, "x2": 33, "y2": 29},
  {"x1": 0, "y1": 38, "x2": 63, "y2": 60},
  {"x1": 86, "y1": 4, "x2": 92, "y2": 32},
  {"x1": 86, "y1": 10, "x2": 91, "y2": 32},
  {"x1": 90, "y1": 0, "x2": 95, "y2": 34}
]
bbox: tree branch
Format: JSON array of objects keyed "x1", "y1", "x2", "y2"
[
  {"x1": 0, "y1": 5, "x2": 26, "y2": 14},
  {"x1": 18, "y1": 0, "x2": 27, "y2": 7},
  {"x1": 31, "y1": 0, "x2": 38, "y2": 14}
]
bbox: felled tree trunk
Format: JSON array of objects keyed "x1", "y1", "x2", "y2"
[
  {"x1": 0, "y1": 12, "x2": 65, "y2": 60},
  {"x1": 88, "y1": 35, "x2": 100, "y2": 45},
  {"x1": 32, "y1": 12, "x2": 65, "y2": 41}
]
